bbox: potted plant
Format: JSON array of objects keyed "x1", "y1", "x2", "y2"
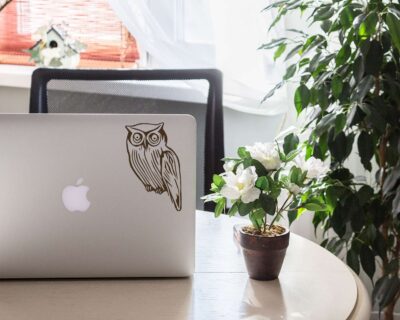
[
  {"x1": 203, "y1": 137, "x2": 329, "y2": 280},
  {"x1": 262, "y1": 0, "x2": 400, "y2": 318}
]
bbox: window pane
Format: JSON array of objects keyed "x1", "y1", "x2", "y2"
[{"x1": 0, "y1": 0, "x2": 140, "y2": 68}]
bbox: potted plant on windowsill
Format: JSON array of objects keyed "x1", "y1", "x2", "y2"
[{"x1": 203, "y1": 134, "x2": 329, "y2": 280}]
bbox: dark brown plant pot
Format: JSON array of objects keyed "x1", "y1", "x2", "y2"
[{"x1": 234, "y1": 224, "x2": 290, "y2": 281}]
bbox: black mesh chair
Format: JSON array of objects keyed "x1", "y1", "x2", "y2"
[{"x1": 29, "y1": 68, "x2": 224, "y2": 210}]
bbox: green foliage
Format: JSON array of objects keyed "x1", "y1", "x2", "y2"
[
  {"x1": 263, "y1": 0, "x2": 400, "y2": 315},
  {"x1": 203, "y1": 140, "x2": 329, "y2": 234}
]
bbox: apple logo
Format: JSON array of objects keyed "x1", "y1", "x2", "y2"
[{"x1": 62, "y1": 178, "x2": 91, "y2": 212}]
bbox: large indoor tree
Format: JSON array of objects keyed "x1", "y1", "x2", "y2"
[{"x1": 263, "y1": 0, "x2": 400, "y2": 319}]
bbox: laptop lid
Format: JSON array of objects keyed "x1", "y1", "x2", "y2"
[{"x1": 0, "y1": 114, "x2": 196, "y2": 278}]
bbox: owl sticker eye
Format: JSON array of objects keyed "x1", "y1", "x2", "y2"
[
  {"x1": 147, "y1": 132, "x2": 161, "y2": 146},
  {"x1": 131, "y1": 132, "x2": 144, "y2": 145}
]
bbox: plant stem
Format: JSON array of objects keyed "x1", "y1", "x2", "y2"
[
  {"x1": 263, "y1": 214, "x2": 267, "y2": 233},
  {"x1": 268, "y1": 194, "x2": 293, "y2": 230}
]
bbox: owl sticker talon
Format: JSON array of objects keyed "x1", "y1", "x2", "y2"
[{"x1": 125, "y1": 122, "x2": 182, "y2": 211}]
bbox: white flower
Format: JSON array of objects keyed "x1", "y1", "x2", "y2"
[
  {"x1": 296, "y1": 155, "x2": 329, "y2": 179},
  {"x1": 223, "y1": 160, "x2": 236, "y2": 172},
  {"x1": 40, "y1": 47, "x2": 61, "y2": 66},
  {"x1": 220, "y1": 164, "x2": 261, "y2": 203},
  {"x1": 245, "y1": 142, "x2": 281, "y2": 170},
  {"x1": 288, "y1": 182, "x2": 301, "y2": 195}
]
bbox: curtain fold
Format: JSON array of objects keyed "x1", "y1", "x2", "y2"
[{"x1": 107, "y1": 0, "x2": 287, "y2": 115}]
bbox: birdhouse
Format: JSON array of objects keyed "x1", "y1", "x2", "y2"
[{"x1": 30, "y1": 27, "x2": 78, "y2": 55}]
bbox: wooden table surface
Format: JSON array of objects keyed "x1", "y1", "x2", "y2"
[{"x1": 0, "y1": 211, "x2": 367, "y2": 320}]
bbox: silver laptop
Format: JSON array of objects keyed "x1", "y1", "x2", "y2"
[{"x1": 0, "y1": 114, "x2": 196, "y2": 278}]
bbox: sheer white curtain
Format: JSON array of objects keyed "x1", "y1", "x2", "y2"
[{"x1": 107, "y1": 0, "x2": 287, "y2": 115}]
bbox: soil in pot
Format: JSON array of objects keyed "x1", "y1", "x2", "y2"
[{"x1": 235, "y1": 224, "x2": 290, "y2": 281}]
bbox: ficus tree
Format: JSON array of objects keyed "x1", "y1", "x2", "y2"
[{"x1": 262, "y1": 0, "x2": 400, "y2": 319}]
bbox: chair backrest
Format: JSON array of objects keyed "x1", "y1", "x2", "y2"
[{"x1": 29, "y1": 68, "x2": 224, "y2": 210}]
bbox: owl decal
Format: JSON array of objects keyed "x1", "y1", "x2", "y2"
[{"x1": 125, "y1": 122, "x2": 182, "y2": 211}]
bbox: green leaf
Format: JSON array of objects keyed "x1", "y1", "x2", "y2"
[
  {"x1": 250, "y1": 159, "x2": 269, "y2": 177},
  {"x1": 215, "y1": 198, "x2": 225, "y2": 217},
  {"x1": 331, "y1": 206, "x2": 346, "y2": 237},
  {"x1": 329, "y1": 168, "x2": 354, "y2": 181},
  {"x1": 285, "y1": 44, "x2": 303, "y2": 61},
  {"x1": 352, "y1": 56, "x2": 364, "y2": 82},
  {"x1": 365, "y1": 40, "x2": 383, "y2": 76},
  {"x1": 237, "y1": 147, "x2": 250, "y2": 159},
  {"x1": 288, "y1": 209, "x2": 298, "y2": 225},
  {"x1": 283, "y1": 133, "x2": 299, "y2": 155},
  {"x1": 325, "y1": 186, "x2": 347, "y2": 208},
  {"x1": 382, "y1": 166, "x2": 400, "y2": 196},
  {"x1": 269, "y1": 8, "x2": 287, "y2": 32},
  {"x1": 274, "y1": 43, "x2": 286, "y2": 61},
  {"x1": 301, "y1": 35, "x2": 326, "y2": 55},
  {"x1": 357, "y1": 131, "x2": 374, "y2": 171},
  {"x1": 283, "y1": 64, "x2": 297, "y2": 80},
  {"x1": 259, "y1": 38, "x2": 287, "y2": 50},
  {"x1": 359, "y1": 12, "x2": 378, "y2": 37},
  {"x1": 326, "y1": 238, "x2": 344, "y2": 255},
  {"x1": 357, "y1": 185, "x2": 374, "y2": 206},
  {"x1": 332, "y1": 76, "x2": 343, "y2": 99},
  {"x1": 373, "y1": 276, "x2": 400, "y2": 311},
  {"x1": 238, "y1": 201, "x2": 254, "y2": 216},
  {"x1": 255, "y1": 176, "x2": 269, "y2": 190},
  {"x1": 314, "y1": 6, "x2": 334, "y2": 21},
  {"x1": 315, "y1": 113, "x2": 336, "y2": 136},
  {"x1": 334, "y1": 113, "x2": 346, "y2": 136},
  {"x1": 294, "y1": 84, "x2": 310, "y2": 114},
  {"x1": 364, "y1": 224, "x2": 377, "y2": 244},
  {"x1": 353, "y1": 75, "x2": 375, "y2": 102},
  {"x1": 353, "y1": 13, "x2": 366, "y2": 30},
  {"x1": 249, "y1": 209, "x2": 265, "y2": 230},
  {"x1": 289, "y1": 166, "x2": 302, "y2": 185},
  {"x1": 372, "y1": 233, "x2": 387, "y2": 260},
  {"x1": 317, "y1": 85, "x2": 329, "y2": 110},
  {"x1": 321, "y1": 20, "x2": 332, "y2": 33},
  {"x1": 228, "y1": 202, "x2": 238, "y2": 217},
  {"x1": 262, "y1": 81, "x2": 284, "y2": 102},
  {"x1": 259, "y1": 193, "x2": 276, "y2": 215},
  {"x1": 335, "y1": 45, "x2": 351, "y2": 66},
  {"x1": 328, "y1": 131, "x2": 354, "y2": 163},
  {"x1": 285, "y1": 149, "x2": 299, "y2": 162},
  {"x1": 386, "y1": 13, "x2": 400, "y2": 52},
  {"x1": 347, "y1": 104, "x2": 366, "y2": 126},
  {"x1": 346, "y1": 249, "x2": 360, "y2": 274},
  {"x1": 212, "y1": 174, "x2": 225, "y2": 188},
  {"x1": 303, "y1": 202, "x2": 327, "y2": 212},
  {"x1": 360, "y1": 245, "x2": 376, "y2": 280},
  {"x1": 340, "y1": 6, "x2": 354, "y2": 29}
]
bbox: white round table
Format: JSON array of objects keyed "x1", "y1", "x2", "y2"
[{"x1": 0, "y1": 211, "x2": 370, "y2": 320}]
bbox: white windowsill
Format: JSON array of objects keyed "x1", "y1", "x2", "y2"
[{"x1": 0, "y1": 64, "x2": 286, "y2": 116}]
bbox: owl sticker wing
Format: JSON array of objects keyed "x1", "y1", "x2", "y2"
[{"x1": 161, "y1": 148, "x2": 182, "y2": 211}]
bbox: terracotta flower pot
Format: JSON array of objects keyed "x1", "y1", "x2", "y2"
[{"x1": 234, "y1": 224, "x2": 290, "y2": 280}]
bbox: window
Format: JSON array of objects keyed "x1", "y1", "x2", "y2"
[{"x1": 0, "y1": 0, "x2": 140, "y2": 68}]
